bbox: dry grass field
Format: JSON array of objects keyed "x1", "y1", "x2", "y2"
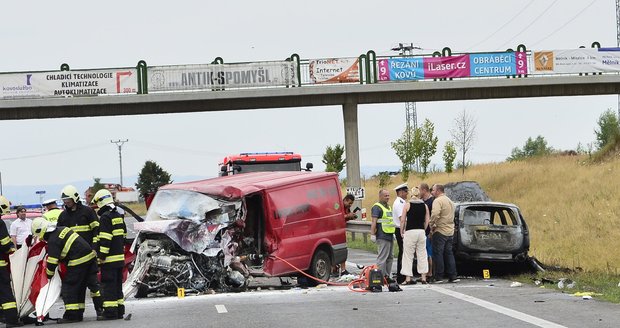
[{"x1": 356, "y1": 154, "x2": 620, "y2": 273}]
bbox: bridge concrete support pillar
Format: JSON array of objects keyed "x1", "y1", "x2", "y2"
[{"x1": 342, "y1": 101, "x2": 362, "y2": 209}]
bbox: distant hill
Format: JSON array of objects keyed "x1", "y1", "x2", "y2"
[{"x1": 2, "y1": 174, "x2": 211, "y2": 205}]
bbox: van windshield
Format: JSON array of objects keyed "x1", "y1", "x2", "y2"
[{"x1": 145, "y1": 189, "x2": 240, "y2": 225}]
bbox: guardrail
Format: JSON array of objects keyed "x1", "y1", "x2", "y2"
[{"x1": 346, "y1": 220, "x2": 371, "y2": 243}]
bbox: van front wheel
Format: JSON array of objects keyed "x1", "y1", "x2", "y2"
[{"x1": 308, "y1": 250, "x2": 331, "y2": 285}]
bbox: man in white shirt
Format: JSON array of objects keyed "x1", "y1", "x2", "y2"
[
  {"x1": 392, "y1": 183, "x2": 408, "y2": 284},
  {"x1": 10, "y1": 206, "x2": 33, "y2": 249}
]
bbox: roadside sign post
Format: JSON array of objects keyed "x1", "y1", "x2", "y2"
[
  {"x1": 346, "y1": 187, "x2": 365, "y2": 216},
  {"x1": 346, "y1": 187, "x2": 365, "y2": 200},
  {"x1": 35, "y1": 190, "x2": 46, "y2": 211}
]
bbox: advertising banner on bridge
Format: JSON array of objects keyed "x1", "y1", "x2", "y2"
[
  {"x1": 378, "y1": 52, "x2": 527, "y2": 81},
  {"x1": 0, "y1": 69, "x2": 138, "y2": 99},
  {"x1": 147, "y1": 61, "x2": 296, "y2": 92},
  {"x1": 469, "y1": 52, "x2": 528, "y2": 77},
  {"x1": 531, "y1": 48, "x2": 620, "y2": 74},
  {"x1": 308, "y1": 58, "x2": 359, "y2": 84},
  {"x1": 378, "y1": 57, "x2": 424, "y2": 81}
]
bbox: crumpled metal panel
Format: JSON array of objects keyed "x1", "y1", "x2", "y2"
[{"x1": 138, "y1": 189, "x2": 243, "y2": 256}]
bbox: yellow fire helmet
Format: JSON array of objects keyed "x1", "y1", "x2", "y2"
[
  {"x1": 60, "y1": 185, "x2": 80, "y2": 202},
  {"x1": 91, "y1": 189, "x2": 114, "y2": 208},
  {"x1": 0, "y1": 195, "x2": 10, "y2": 215},
  {"x1": 32, "y1": 217, "x2": 57, "y2": 239}
]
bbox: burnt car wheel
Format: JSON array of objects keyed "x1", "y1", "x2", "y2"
[{"x1": 308, "y1": 249, "x2": 331, "y2": 285}]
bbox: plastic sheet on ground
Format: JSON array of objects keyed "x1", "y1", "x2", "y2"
[{"x1": 572, "y1": 291, "x2": 602, "y2": 297}]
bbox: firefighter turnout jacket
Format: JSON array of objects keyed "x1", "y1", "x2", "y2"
[
  {"x1": 0, "y1": 220, "x2": 18, "y2": 324},
  {"x1": 45, "y1": 227, "x2": 96, "y2": 278},
  {"x1": 0, "y1": 222, "x2": 16, "y2": 268},
  {"x1": 96, "y1": 205, "x2": 126, "y2": 267},
  {"x1": 58, "y1": 202, "x2": 100, "y2": 246}
]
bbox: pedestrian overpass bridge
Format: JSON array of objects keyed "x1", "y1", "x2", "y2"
[{"x1": 3, "y1": 73, "x2": 620, "y2": 197}]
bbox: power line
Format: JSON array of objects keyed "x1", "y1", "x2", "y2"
[
  {"x1": 132, "y1": 140, "x2": 226, "y2": 157},
  {"x1": 497, "y1": 0, "x2": 561, "y2": 49},
  {"x1": 0, "y1": 143, "x2": 108, "y2": 161},
  {"x1": 530, "y1": 0, "x2": 600, "y2": 48},
  {"x1": 465, "y1": 0, "x2": 536, "y2": 51}
]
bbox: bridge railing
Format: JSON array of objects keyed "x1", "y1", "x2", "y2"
[{"x1": 1, "y1": 41, "x2": 615, "y2": 100}]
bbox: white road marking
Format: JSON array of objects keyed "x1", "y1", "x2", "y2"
[
  {"x1": 432, "y1": 286, "x2": 567, "y2": 328},
  {"x1": 215, "y1": 304, "x2": 228, "y2": 313}
]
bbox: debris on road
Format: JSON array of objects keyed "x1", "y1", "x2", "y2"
[
  {"x1": 572, "y1": 291, "x2": 602, "y2": 299},
  {"x1": 335, "y1": 274, "x2": 357, "y2": 282},
  {"x1": 510, "y1": 282, "x2": 523, "y2": 287},
  {"x1": 557, "y1": 278, "x2": 575, "y2": 289}
]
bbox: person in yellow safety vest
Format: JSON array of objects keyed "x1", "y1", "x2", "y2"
[
  {"x1": 31, "y1": 217, "x2": 98, "y2": 324},
  {"x1": 91, "y1": 189, "x2": 127, "y2": 321},
  {"x1": 42, "y1": 199, "x2": 62, "y2": 223},
  {"x1": 369, "y1": 189, "x2": 396, "y2": 281},
  {"x1": 0, "y1": 196, "x2": 24, "y2": 327}
]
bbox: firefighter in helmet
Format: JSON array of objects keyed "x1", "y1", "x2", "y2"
[
  {"x1": 31, "y1": 217, "x2": 98, "y2": 323},
  {"x1": 91, "y1": 189, "x2": 126, "y2": 320},
  {"x1": 56, "y1": 185, "x2": 103, "y2": 316},
  {"x1": 0, "y1": 196, "x2": 23, "y2": 327}
]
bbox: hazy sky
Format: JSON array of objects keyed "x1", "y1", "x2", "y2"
[{"x1": 0, "y1": 0, "x2": 617, "y2": 193}]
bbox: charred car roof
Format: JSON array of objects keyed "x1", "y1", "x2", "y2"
[
  {"x1": 456, "y1": 201, "x2": 519, "y2": 208},
  {"x1": 159, "y1": 171, "x2": 338, "y2": 199}
]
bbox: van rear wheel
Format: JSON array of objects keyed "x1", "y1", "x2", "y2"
[{"x1": 308, "y1": 250, "x2": 331, "y2": 286}]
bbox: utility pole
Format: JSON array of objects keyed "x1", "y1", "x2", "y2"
[
  {"x1": 110, "y1": 139, "x2": 129, "y2": 187},
  {"x1": 391, "y1": 43, "x2": 422, "y2": 172},
  {"x1": 616, "y1": 0, "x2": 620, "y2": 118}
]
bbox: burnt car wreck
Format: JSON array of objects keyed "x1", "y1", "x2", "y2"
[
  {"x1": 453, "y1": 202, "x2": 530, "y2": 263},
  {"x1": 124, "y1": 189, "x2": 260, "y2": 298},
  {"x1": 445, "y1": 182, "x2": 534, "y2": 269}
]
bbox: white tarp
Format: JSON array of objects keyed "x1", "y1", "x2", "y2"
[
  {"x1": 35, "y1": 269, "x2": 61, "y2": 322},
  {"x1": 19, "y1": 244, "x2": 47, "y2": 317},
  {"x1": 9, "y1": 246, "x2": 28, "y2": 314},
  {"x1": 148, "y1": 61, "x2": 297, "y2": 91},
  {"x1": 531, "y1": 48, "x2": 620, "y2": 74},
  {"x1": 0, "y1": 68, "x2": 138, "y2": 99},
  {"x1": 309, "y1": 58, "x2": 360, "y2": 84}
]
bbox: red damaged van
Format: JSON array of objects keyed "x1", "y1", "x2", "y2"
[{"x1": 125, "y1": 171, "x2": 347, "y2": 297}]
